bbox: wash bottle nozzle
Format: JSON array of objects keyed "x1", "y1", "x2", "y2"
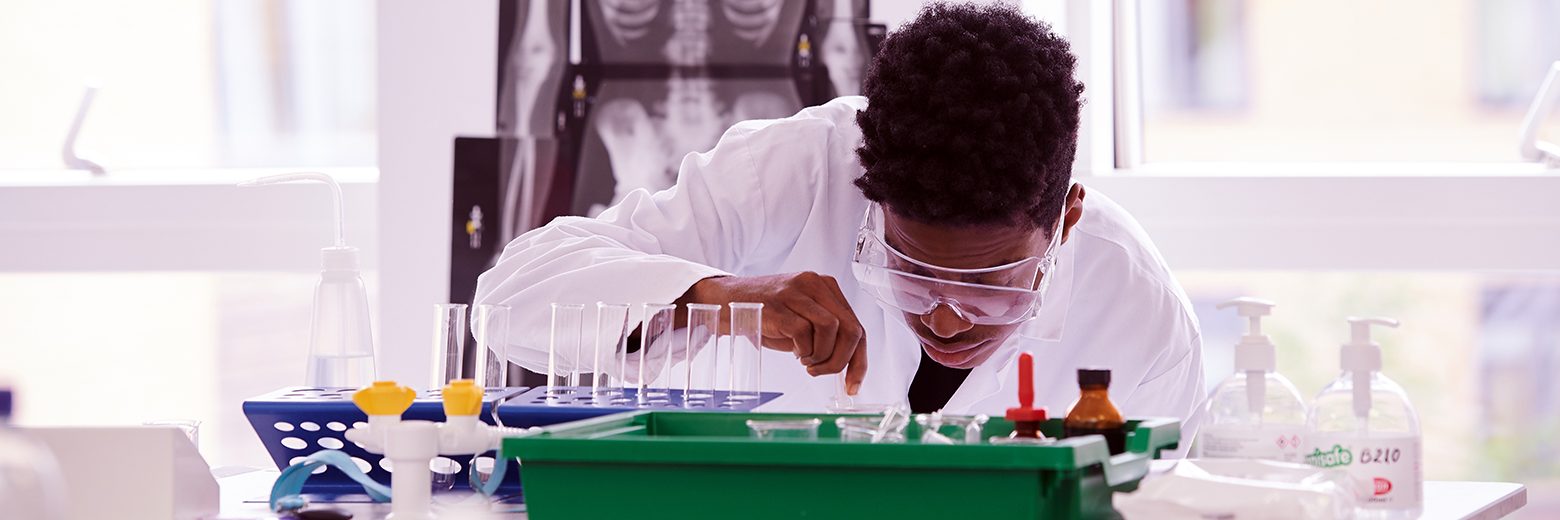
[
  {"x1": 1343, "y1": 317, "x2": 1399, "y2": 418},
  {"x1": 238, "y1": 172, "x2": 347, "y2": 247},
  {"x1": 239, "y1": 172, "x2": 359, "y2": 271}
]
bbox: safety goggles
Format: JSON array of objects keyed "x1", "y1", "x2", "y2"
[{"x1": 851, "y1": 201, "x2": 1065, "y2": 326}]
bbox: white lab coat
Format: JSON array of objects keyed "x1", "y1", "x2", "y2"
[{"x1": 475, "y1": 96, "x2": 1206, "y2": 445}]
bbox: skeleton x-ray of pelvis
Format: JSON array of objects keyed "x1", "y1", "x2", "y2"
[
  {"x1": 590, "y1": 0, "x2": 805, "y2": 66},
  {"x1": 577, "y1": 78, "x2": 798, "y2": 216},
  {"x1": 573, "y1": 0, "x2": 809, "y2": 216}
]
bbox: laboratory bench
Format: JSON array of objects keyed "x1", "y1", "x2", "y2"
[{"x1": 211, "y1": 466, "x2": 1528, "y2": 520}]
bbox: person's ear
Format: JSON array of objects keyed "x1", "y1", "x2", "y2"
[{"x1": 1060, "y1": 184, "x2": 1086, "y2": 244}]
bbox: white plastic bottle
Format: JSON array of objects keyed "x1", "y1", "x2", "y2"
[
  {"x1": 241, "y1": 172, "x2": 377, "y2": 387},
  {"x1": 1305, "y1": 317, "x2": 1422, "y2": 519},
  {"x1": 0, "y1": 388, "x2": 68, "y2": 519},
  {"x1": 1196, "y1": 297, "x2": 1308, "y2": 462}
]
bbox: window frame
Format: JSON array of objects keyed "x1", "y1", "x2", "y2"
[
  {"x1": 0, "y1": 168, "x2": 378, "y2": 272},
  {"x1": 1064, "y1": 0, "x2": 1560, "y2": 272}
]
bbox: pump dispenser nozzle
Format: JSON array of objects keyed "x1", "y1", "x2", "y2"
[
  {"x1": 1343, "y1": 317, "x2": 1398, "y2": 419},
  {"x1": 1217, "y1": 297, "x2": 1278, "y2": 415}
]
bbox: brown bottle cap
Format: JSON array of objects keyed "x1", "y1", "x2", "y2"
[{"x1": 1077, "y1": 368, "x2": 1111, "y2": 387}]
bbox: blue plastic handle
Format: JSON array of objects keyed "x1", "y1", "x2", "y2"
[
  {"x1": 270, "y1": 450, "x2": 392, "y2": 512},
  {"x1": 470, "y1": 450, "x2": 510, "y2": 497}
]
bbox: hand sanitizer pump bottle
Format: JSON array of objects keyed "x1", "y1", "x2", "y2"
[
  {"x1": 1196, "y1": 297, "x2": 1308, "y2": 461},
  {"x1": 1305, "y1": 317, "x2": 1422, "y2": 519},
  {"x1": 241, "y1": 172, "x2": 377, "y2": 388}
]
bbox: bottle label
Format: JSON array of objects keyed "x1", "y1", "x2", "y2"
[
  {"x1": 1198, "y1": 424, "x2": 1305, "y2": 462},
  {"x1": 1304, "y1": 433, "x2": 1422, "y2": 511}
]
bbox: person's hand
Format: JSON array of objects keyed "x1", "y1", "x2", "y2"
[{"x1": 680, "y1": 272, "x2": 867, "y2": 395}]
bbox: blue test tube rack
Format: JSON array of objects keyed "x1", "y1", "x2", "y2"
[
  {"x1": 242, "y1": 386, "x2": 529, "y2": 495},
  {"x1": 493, "y1": 386, "x2": 784, "y2": 427}
]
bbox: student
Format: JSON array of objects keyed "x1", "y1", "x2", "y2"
[{"x1": 476, "y1": 3, "x2": 1204, "y2": 435}]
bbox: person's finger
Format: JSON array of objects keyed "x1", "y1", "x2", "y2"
[
  {"x1": 807, "y1": 321, "x2": 856, "y2": 377},
  {"x1": 844, "y1": 335, "x2": 868, "y2": 395},
  {"x1": 784, "y1": 291, "x2": 838, "y2": 367},
  {"x1": 764, "y1": 307, "x2": 815, "y2": 360},
  {"x1": 815, "y1": 275, "x2": 866, "y2": 370}
]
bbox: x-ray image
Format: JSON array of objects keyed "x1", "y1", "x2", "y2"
[
  {"x1": 586, "y1": 0, "x2": 807, "y2": 66},
  {"x1": 461, "y1": 0, "x2": 876, "y2": 384},
  {"x1": 572, "y1": 78, "x2": 800, "y2": 216},
  {"x1": 497, "y1": 0, "x2": 569, "y2": 137},
  {"x1": 816, "y1": 0, "x2": 872, "y2": 97}
]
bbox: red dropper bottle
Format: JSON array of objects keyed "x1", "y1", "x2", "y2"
[{"x1": 1005, "y1": 353, "x2": 1047, "y2": 439}]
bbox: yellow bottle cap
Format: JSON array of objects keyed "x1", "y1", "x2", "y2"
[
  {"x1": 442, "y1": 379, "x2": 483, "y2": 417},
  {"x1": 352, "y1": 381, "x2": 415, "y2": 417}
]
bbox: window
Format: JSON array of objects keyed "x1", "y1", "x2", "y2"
[
  {"x1": 1136, "y1": 0, "x2": 1560, "y2": 163},
  {"x1": 0, "y1": 0, "x2": 375, "y2": 170}
]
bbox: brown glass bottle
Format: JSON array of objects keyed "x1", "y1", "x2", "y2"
[{"x1": 1064, "y1": 368, "x2": 1126, "y2": 455}]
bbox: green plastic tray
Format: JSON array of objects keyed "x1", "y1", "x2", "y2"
[{"x1": 503, "y1": 411, "x2": 1180, "y2": 519}]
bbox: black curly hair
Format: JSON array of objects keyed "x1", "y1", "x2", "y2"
[{"x1": 854, "y1": 2, "x2": 1084, "y2": 230}]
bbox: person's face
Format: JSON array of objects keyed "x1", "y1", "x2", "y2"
[{"x1": 880, "y1": 187, "x2": 1083, "y2": 369}]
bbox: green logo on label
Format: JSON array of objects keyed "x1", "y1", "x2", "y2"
[{"x1": 1306, "y1": 445, "x2": 1353, "y2": 468}]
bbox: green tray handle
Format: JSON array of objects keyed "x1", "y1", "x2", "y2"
[{"x1": 1071, "y1": 417, "x2": 1180, "y2": 490}]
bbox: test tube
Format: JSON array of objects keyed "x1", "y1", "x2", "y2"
[
  {"x1": 639, "y1": 303, "x2": 677, "y2": 402},
  {"x1": 425, "y1": 306, "x2": 464, "y2": 493},
  {"x1": 548, "y1": 303, "x2": 586, "y2": 396},
  {"x1": 472, "y1": 304, "x2": 510, "y2": 388},
  {"x1": 728, "y1": 302, "x2": 764, "y2": 402},
  {"x1": 430, "y1": 304, "x2": 468, "y2": 391},
  {"x1": 593, "y1": 303, "x2": 631, "y2": 398},
  {"x1": 683, "y1": 303, "x2": 721, "y2": 404}
]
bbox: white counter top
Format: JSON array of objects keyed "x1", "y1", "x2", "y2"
[{"x1": 209, "y1": 468, "x2": 1525, "y2": 520}]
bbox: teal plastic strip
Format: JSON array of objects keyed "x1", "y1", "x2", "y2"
[
  {"x1": 269, "y1": 450, "x2": 391, "y2": 512},
  {"x1": 470, "y1": 450, "x2": 510, "y2": 497}
]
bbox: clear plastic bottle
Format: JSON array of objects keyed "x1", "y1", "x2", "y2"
[
  {"x1": 307, "y1": 246, "x2": 377, "y2": 387},
  {"x1": 0, "y1": 388, "x2": 68, "y2": 519},
  {"x1": 1305, "y1": 317, "x2": 1422, "y2": 520},
  {"x1": 1197, "y1": 298, "x2": 1308, "y2": 462},
  {"x1": 241, "y1": 173, "x2": 377, "y2": 388}
]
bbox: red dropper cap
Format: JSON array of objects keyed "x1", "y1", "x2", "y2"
[{"x1": 1005, "y1": 352, "x2": 1046, "y2": 422}]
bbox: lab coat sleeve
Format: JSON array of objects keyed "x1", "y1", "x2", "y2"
[
  {"x1": 473, "y1": 119, "x2": 819, "y2": 382},
  {"x1": 1124, "y1": 315, "x2": 1206, "y2": 459}
]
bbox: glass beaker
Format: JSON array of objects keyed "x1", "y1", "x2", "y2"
[
  {"x1": 472, "y1": 304, "x2": 510, "y2": 388},
  {"x1": 834, "y1": 416, "x2": 906, "y2": 444},
  {"x1": 746, "y1": 418, "x2": 821, "y2": 441},
  {"x1": 727, "y1": 302, "x2": 764, "y2": 403}
]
